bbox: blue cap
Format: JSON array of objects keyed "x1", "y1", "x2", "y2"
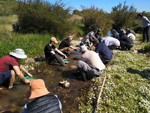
[{"x1": 99, "y1": 37, "x2": 103, "y2": 42}]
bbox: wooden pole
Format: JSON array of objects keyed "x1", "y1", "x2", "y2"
[{"x1": 93, "y1": 75, "x2": 106, "y2": 113}]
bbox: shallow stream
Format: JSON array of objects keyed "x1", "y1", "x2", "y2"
[{"x1": 0, "y1": 50, "x2": 91, "y2": 113}]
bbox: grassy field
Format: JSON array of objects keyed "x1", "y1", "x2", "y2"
[{"x1": 79, "y1": 35, "x2": 150, "y2": 112}]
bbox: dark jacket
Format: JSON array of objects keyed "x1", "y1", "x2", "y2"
[{"x1": 27, "y1": 94, "x2": 61, "y2": 113}]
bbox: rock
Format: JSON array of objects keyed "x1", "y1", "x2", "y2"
[
  {"x1": 59, "y1": 80, "x2": 70, "y2": 88},
  {"x1": 37, "y1": 70, "x2": 42, "y2": 74}
]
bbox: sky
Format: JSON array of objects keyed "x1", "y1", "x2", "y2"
[{"x1": 47, "y1": 0, "x2": 150, "y2": 13}]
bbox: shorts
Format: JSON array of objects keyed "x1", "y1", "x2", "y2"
[{"x1": 0, "y1": 71, "x2": 11, "y2": 84}]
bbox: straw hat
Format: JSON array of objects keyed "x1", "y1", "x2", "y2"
[
  {"x1": 50, "y1": 37, "x2": 58, "y2": 44},
  {"x1": 28, "y1": 79, "x2": 50, "y2": 99},
  {"x1": 9, "y1": 48, "x2": 27, "y2": 59}
]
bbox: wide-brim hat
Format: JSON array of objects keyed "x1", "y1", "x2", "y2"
[
  {"x1": 9, "y1": 48, "x2": 27, "y2": 59},
  {"x1": 28, "y1": 79, "x2": 50, "y2": 99}
]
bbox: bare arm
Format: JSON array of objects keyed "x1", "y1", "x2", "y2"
[
  {"x1": 13, "y1": 66, "x2": 30, "y2": 83},
  {"x1": 20, "y1": 65, "x2": 33, "y2": 77},
  {"x1": 70, "y1": 46, "x2": 79, "y2": 50},
  {"x1": 55, "y1": 48, "x2": 67, "y2": 59}
]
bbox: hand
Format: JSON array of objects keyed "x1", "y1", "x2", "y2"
[
  {"x1": 64, "y1": 55, "x2": 68, "y2": 59},
  {"x1": 27, "y1": 73, "x2": 33, "y2": 77},
  {"x1": 24, "y1": 79, "x2": 30, "y2": 84}
]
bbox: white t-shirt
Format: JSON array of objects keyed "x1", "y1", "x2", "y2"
[{"x1": 104, "y1": 36, "x2": 120, "y2": 47}]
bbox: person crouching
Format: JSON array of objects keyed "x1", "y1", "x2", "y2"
[{"x1": 76, "y1": 45, "x2": 105, "y2": 81}]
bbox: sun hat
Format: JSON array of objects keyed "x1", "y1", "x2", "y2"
[
  {"x1": 80, "y1": 45, "x2": 87, "y2": 52},
  {"x1": 50, "y1": 37, "x2": 58, "y2": 44},
  {"x1": 28, "y1": 79, "x2": 50, "y2": 99},
  {"x1": 9, "y1": 48, "x2": 27, "y2": 59}
]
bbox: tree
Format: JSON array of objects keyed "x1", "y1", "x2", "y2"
[
  {"x1": 16, "y1": 0, "x2": 73, "y2": 38},
  {"x1": 81, "y1": 6, "x2": 113, "y2": 36},
  {"x1": 111, "y1": 1, "x2": 137, "y2": 30}
]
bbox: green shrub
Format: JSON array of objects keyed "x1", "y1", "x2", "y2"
[
  {"x1": 111, "y1": 2, "x2": 137, "y2": 30},
  {"x1": 16, "y1": 0, "x2": 73, "y2": 38},
  {"x1": 81, "y1": 6, "x2": 113, "y2": 36}
]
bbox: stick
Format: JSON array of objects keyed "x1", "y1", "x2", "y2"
[{"x1": 93, "y1": 75, "x2": 107, "y2": 113}]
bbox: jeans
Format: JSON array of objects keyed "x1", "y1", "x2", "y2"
[{"x1": 143, "y1": 26, "x2": 150, "y2": 42}]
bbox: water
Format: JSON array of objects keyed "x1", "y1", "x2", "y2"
[{"x1": 0, "y1": 50, "x2": 91, "y2": 113}]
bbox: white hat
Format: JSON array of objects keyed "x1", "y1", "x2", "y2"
[
  {"x1": 9, "y1": 48, "x2": 27, "y2": 59},
  {"x1": 80, "y1": 45, "x2": 87, "y2": 52}
]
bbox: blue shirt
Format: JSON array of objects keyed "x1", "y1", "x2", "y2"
[{"x1": 95, "y1": 43, "x2": 113, "y2": 60}]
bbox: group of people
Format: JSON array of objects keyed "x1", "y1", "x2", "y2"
[
  {"x1": 0, "y1": 13, "x2": 149, "y2": 113},
  {"x1": 0, "y1": 49, "x2": 63, "y2": 112}
]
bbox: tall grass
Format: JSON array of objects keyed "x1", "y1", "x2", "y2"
[{"x1": 0, "y1": 33, "x2": 52, "y2": 58}]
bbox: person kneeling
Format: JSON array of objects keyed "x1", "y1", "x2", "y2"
[
  {"x1": 0, "y1": 48, "x2": 32, "y2": 89},
  {"x1": 75, "y1": 45, "x2": 105, "y2": 81}
]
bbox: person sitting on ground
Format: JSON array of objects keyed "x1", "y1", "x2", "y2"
[
  {"x1": 59, "y1": 36, "x2": 79, "y2": 55},
  {"x1": 93, "y1": 39, "x2": 113, "y2": 64},
  {"x1": 111, "y1": 29, "x2": 120, "y2": 40},
  {"x1": 44, "y1": 37, "x2": 67, "y2": 66},
  {"x1": 119, "y1": 34, "x2": 134, "y2": 50},
  {"x1": 74, "y1": 45, "x2": 105, "y2": 81},
  {"x1": 22, "y1": 79, "x2": 62, "y2": 113},
  {"x1": 80, "y1": 35, "x2": 91, "y2": 47},
  {"x1": 99, "y1": 36, "x2": 120, "y2": 48},
  {"x1": 87, "y1": 27, "x2": 101, "y2": 43},
  {"x1": 0, "y1": 48, "x2": 32, "y2": 89}
]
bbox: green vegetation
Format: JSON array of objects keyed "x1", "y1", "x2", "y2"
[
  {"x1": 82, "y1": 6, "x2": 113, "y2": 36},
  {"x1": 16, "y1": 0, "x2": 73, "y2": 38},
  {"x1": 0, "y1": 32, "x2": 51, "y2": 58},
  {"x1": 0, "y1": 0, "x2": 150, "y2": 112}
]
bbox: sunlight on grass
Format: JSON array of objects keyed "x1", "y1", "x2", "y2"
[{"x1": 79, "y1": 35, "x2": 150, "y2": 112}]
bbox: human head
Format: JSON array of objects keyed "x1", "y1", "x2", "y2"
[
  {"x1": 85, "y1": 35, "x2": 89, "y2": 39},
  {"x1": 27, "y1": 79, "x2": 50, "y2": 99},
  {"x1": 126, "y1": 28, "x2": 130, "y2": 31},
  {"x1": 50, "y1": 37, "x2": 58, "y2": 45},
  {"x1": 68, "y1": 36, "x2": 73, "y2": 42},
  {"x1": 138, "y1": 13, "x2": 143, "y2": 18},
  {"x1": 111, "y1": 29, "x2": 116, "y2": 34},
  {"x1": 99, "y1": 37, "x2": 103, "y2": 43},
  {"x1": 9, "y1": 48, "x2": 27, "y2": 59},
  {"x1": 80, "y1": 45, "x2": 87, "y2": 54}
]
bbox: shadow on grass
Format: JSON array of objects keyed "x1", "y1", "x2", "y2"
[{"x1": 127, "y1": 68, "x2": 150, "y2": 79}]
